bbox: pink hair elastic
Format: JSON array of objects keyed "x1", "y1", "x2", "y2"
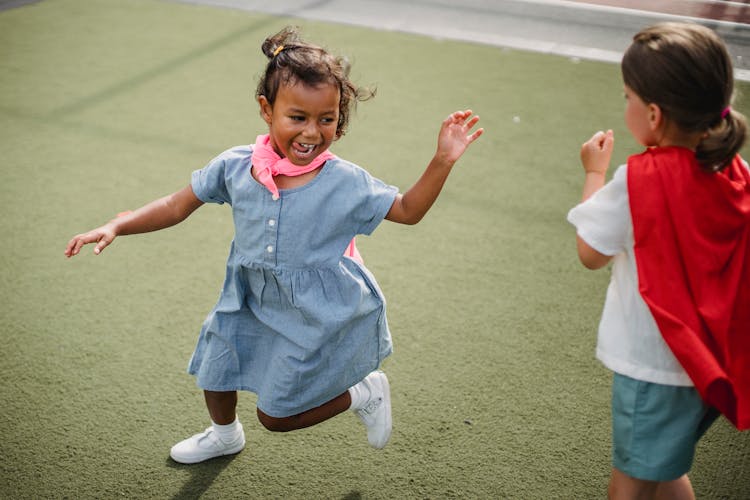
[{"x1": 721, "y1": 106, "x2": 732, "y2": 119}]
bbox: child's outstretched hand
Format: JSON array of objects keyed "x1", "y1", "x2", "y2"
[
  {"x1": 64, "y1": 186, "x2": 204, "y2": 258},
  {"x1": 580, "y1": 129, "x2": 614, "y2": 174},
  {"x1": 435, "y1": 110, "x2": 483, "y2": 165},
  {"x1": 65, "y1": 223, "x2": 117, "y2": 258},
  {"x1": 384, "y1": 110, "x2": 483, "y2": 225}
]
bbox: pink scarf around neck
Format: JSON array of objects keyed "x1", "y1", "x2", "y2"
[
  {"x1": 252, "y1": 134, "x2": 335, "y2": 200},
  {"x1": 250, "y1": 134, "x2": 362, "y2": 263}
]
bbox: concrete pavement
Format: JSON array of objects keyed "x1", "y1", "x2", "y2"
[{"x1": 173, "y1": 0, "x2": 750, "y2": 80}]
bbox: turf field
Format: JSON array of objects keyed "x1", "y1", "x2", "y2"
[{"x1": 1, "y1": 0, "x2": 749, "y2": 497}]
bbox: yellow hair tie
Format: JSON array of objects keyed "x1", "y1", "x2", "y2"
[{"x1": 272, "y1": 45, "x2": 285, "y2": 57}]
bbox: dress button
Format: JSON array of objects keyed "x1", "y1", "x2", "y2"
[
  {"x1": 266, "y1": 245, "x2": 274, "y2": 253},
  {"x1": 268, "y1": 219, "x2": 276, "y2": 227}
]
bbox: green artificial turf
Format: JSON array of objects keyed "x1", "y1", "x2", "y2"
[{"x1": 1, "y1": 0, "x2": 749, "y2": 497}]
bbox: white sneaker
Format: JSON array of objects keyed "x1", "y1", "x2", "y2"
[
  {"x1": 353, "y1": 370, "x2": 392, "y2": 449},
  {"x1": 170, "y1": 424, "x2": 245, "y2": 464}
]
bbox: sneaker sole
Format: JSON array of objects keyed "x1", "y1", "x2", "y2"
[{"x1": 170, "y1": 440, "x2": 245, "y2": 464}]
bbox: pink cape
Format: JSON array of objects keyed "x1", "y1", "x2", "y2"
[{"x1": 628, "y1": 147, "x2": 750, "y2": 430}]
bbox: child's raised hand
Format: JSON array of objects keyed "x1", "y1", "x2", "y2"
[
  {"x1": 435, "y1": 110, "x2": 483, "y2": 165},
  {"x1": 65, "y1": 223, "x2": 117, "y2": 258},
  {"x1": 580, "y1": 130, "x2": 614, "y2": 174},
  {"x1": 384, "y1": 110, "x2": 482, "y2": 225}
]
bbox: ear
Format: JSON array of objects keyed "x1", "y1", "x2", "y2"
[
  {"x1": 258, "y1": 96, "x2": 273, "y2": 125},
  {"x1": 647, "y1": 103, "x2": 663, "y2": 131}
]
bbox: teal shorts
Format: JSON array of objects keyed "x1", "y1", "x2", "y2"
[{"x1": 611, "y1": 373, "x2": 719, "y2": 481}]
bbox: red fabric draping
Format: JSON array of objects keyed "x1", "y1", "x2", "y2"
[{"x1": 628, "y1": 147, "x2": 750, "y2": 429}]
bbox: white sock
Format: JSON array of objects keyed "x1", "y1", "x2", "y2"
[
  {"x1": 348, "y1": 378, "x2": 371, "y2": 410},
  {"x1": 212, "y1": 418, "x2": 241, "y2": 442}
]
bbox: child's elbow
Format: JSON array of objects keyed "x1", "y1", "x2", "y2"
[
  {"x1": 399, "y1": 213, "x2": 424, "y2": 225},
  {"x1": 576, "y1": 237, "x2": 612, "y2": 269},
  {"x1": 578, "y1": 254, "x2": 609, "y2": 270},
  {"x1": 385, "y1": 201, "x2": 425, "y2": 225}
]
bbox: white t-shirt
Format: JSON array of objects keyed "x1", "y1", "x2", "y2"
[{"x1": 567, "y1": 164, "x2": 692, "y2": 386}]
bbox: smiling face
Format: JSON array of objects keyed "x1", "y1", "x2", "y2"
[{"x1": 259, "y1": 81, "x2": 340, "y2": 166}]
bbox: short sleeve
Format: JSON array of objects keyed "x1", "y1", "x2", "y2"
[
  {"x1": 191, "y1": 155, "x2": 231, "y2": 205},
  {"x1": 352, "y1": 170, "x2": 399, "y2": 236},
  {"x1": 567, "y1": 164, "x2": 631, "y2": 256}
]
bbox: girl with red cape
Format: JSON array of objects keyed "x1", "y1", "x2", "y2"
[{"x1": 568, "y1": 22, "x2": 749, "y2": 499}]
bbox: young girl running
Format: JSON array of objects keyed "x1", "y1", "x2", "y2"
[
  {"x1": 65, "y1": 26, "x2": 483, "y2": 463},
  {"x1": 568, "y1": 22, "x2": 749, "y2": 499}
]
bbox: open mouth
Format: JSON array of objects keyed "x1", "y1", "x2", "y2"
[{"x1": 292, "y1": 142, "x2": 317, "y2": 159}]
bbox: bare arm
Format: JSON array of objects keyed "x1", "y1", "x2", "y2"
[
  {"x1": 576, "y1": 130, "x2": 614, "y2": 270},
  {"x1": 65, "y1": 185, "x2": 204, "y2": 257},
  {"x1": 386, "y1": 110, "x2": 483, "y2": 225}
]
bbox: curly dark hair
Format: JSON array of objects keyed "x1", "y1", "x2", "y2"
[{"x1": 255, "y1": 26, "x2": 375, "y2": 139}]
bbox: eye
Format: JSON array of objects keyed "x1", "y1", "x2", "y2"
[
  {"x1": 290, "y1": 115, "x2": 305, "y2": 121},
  {"x1": 321, "y1": 117, "x2": 335, "y2": 124}
]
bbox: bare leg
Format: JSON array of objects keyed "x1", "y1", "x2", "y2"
[
  {"x1": 256, "y1": 391, "x2": 352, "y2": 432},
  {"x1": 655, "y1": 475, "x2": 695, "y2": 500},
  {"x1": 204, "y1": 390, "x2": 238, "y2": 425},
  {"x1": 608, "y1": 469, "x2": 695, "y2": 500},
  {"x1": 608, "y1": 468, "x2": 658, "y2": 500}
]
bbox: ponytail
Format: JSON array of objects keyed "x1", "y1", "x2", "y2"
[{"x1": 696, "y1": 107, "x2": 748, "y2": 172}]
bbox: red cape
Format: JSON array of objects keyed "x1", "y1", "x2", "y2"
[{"x1": 628, "y1": 147, "x2": 750, "y2": 430}]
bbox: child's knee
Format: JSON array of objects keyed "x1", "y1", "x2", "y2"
[
  {"x1": 256, "y1": 408, "x2": 291, "y2": 432},
  {"x1": 608, "y1": 468, "x2": 658, "y2": 499}
]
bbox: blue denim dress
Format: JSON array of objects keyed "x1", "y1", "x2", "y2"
[{"x1": 187, "y1": 146, "x2": 398, "y2": 417}]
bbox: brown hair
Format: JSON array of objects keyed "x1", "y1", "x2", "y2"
[
  {"x1": 621, "y1": 22, "x2": 747, "y2": 171},
  {"x1": 255, "y1": 26, "x2": 374, "y2": 139}
]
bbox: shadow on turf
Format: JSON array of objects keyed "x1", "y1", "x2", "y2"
[
  {"x1": 0, "y1": 0, "x2": 43, "y2": 12},
  {"x1": 46, "y1": 1, "x2": 333, "y2": 120},
  {"x1": 165, "y1": 455, "x2": 365, "y2": 499},
  {"x1": 166, "y1": 454, "x2": 238, "y2": 499}
]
